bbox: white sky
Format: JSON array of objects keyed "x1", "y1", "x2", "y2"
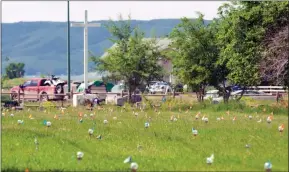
[{"x1": 2, "y1": 1, "x2": 226, "y2": 23}]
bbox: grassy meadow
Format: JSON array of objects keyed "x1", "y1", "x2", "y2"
[{"x1": 1, "y1": 98, "x2": 288, "y2": 171}]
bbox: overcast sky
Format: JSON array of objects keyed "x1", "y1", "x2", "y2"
[{"x1": 2, "y1": 1, "x2": 226, "y2": 23}]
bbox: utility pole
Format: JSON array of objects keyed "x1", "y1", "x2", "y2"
[{"x1": 67, "y1": 1, "x2": 71, "y2": 94}]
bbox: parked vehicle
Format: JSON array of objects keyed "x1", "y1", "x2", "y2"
[
  {"x1": 204, "y1": 89, "x2": 275, "y2": 103},
  {"x1": 149, "y1": 83, "x2": 172, "y2": 94},
  {"x1": 148, "y1": 81, "x2": 159, "y2": 87},
  {"x1": 231, "y1": 85, "x2": 242, "y2": 92},
  {"x1": 231, "y1": 90, "x2": 272, "y2": 96},
  {"x1": 204, "y1": 90, "x2": 223, "y2": 102},
  {"x1": 10, "y1": 78, "x2": 66, "y2": 101}
]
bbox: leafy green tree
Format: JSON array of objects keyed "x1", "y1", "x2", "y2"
[
  {"x1": 101, "y1": 73, "x2": 122, "y2": 85},
  {"x1": 91, "y1": 15, "x2": 164, "y2": 103},
  {"x1": 5, "y1": 62, "x2": 25, "y2": 79},
  {"x1": 168, "y1": 13, "x2": 219, "y2": 102},
  {"x1": 205, "y1": 19, "x2": 232, "y2": 103},
  {"x1": 216, "y1": 1, "x2": 289, "y2": 99},
  {"x1": 216, "y1": 2, "x2": 262, "y2": 100}
]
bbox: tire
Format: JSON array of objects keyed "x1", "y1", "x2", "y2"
[
  {"x1": 40, "y1": 92, "x2": 49, "y2": 102},
  {"x1": 56, "y1": 84, "x2": 64, "y2": 94},
  {"x1": 10, "y1": 92, "x2": 18, "y2": 101}
]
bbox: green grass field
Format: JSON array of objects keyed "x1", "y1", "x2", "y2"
[
  {"x1": 2, "y1": 78, "x2": 26, "y2": 89},
  {"x1": 1, "y1": 100, "x2": 288, "y2": 171}
]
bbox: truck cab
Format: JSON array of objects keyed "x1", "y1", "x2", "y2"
[{"x1": 10, "y1": 78, "x2": 65, "y2": 101}]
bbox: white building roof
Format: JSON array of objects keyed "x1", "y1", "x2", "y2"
[{"x1": 101, "y1": 38, "x2": 172, "y2": 58}]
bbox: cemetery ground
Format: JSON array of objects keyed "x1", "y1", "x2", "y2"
[{"x1": 1, "y1": 98, "x2": 288, "y2": 171}]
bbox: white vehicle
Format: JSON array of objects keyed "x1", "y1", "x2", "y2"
[
  {"x1": 147, "y1": 81, "x2": 169, "y2": 94},
  {"x1": 203, "y1": 89, "x2": 274, "y2": 102},
  {"x1": 231, "y1": 90, "x2": 272, "y2": 96},
  {"x1": 204, "y1": 90, "x2": 223, "y2": 102},
  {"x1": 149, "y1": 84, "x2": 172, "y2": 94},
  {"x1": 150, "y1": 81, "x2": 168, "y2": 89}
]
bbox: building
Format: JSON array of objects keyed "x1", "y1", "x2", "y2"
[{"x1": 100, "y1": 38, "x2": 176, "y2": 84}]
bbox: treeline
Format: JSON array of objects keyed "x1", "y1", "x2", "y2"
[
  {"x1": 92, "y1": 2, "x2": 288, "y2": 103},
  {"x1": 168, "y1": 1, "x2": 288, "y2": 102},
  {"x1": 2, "y1": 56, "x2": 25, "y2": 80}
]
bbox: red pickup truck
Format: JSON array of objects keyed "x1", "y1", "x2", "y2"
[{"x1": 10, "y1": 78, "x2": 66, "y2": 101}]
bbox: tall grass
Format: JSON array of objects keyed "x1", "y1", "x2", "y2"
[{"x1": 1, "y1": 99, "x2": 288, "y2": 171}]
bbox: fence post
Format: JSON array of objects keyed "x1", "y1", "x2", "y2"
[
  {"x1": 17, "y1": 89, "x2": 20, "y2": 103},
  {"x1": 38, "y1": 92, "x2": 41, "y2": 106},
  {"x1": 70, "y1": 89, "x2": 73, "y2": 100}
]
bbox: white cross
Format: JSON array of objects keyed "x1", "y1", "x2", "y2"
[{"x1": 71, "y1": 10, "x2": 101, "y2": 93}]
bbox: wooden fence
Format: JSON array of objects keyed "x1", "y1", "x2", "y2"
[
  {"x1": 247, "y1": 86, "x2": 288, "y2": 94},
  {"x1": 1, "y1": 90, "x2": 182, "y2": 108}
]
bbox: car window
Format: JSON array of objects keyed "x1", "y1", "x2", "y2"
[
  {"x1": 30, "y1": 80, "x2": 38, "y2": 86},
  {"x1": 23, "y1": 80, "x2": 32, "y2": 87},
  {"x1": 40, "y1": 79, "x2": 47, "y2": 86}
]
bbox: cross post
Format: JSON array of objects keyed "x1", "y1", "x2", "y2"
[{"x1": 71, "y1": 10, "x2": 101, "y2": 93}]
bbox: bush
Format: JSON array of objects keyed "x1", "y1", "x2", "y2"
[
  {"x1": 1, "y1": 94, "x2": 11, "y2": 102},
  {"x1": 2, "y1": 78, "x2": 26, "y2": 89},
  {"x1": 158, "y1": 97, "x2": 288, "y2": 115}
]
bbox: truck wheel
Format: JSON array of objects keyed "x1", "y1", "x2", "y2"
[
  {"x1": 40, "y1": 93, "x2": 49, "y2": 102},
  {"x1": 11, "y1": 92, "x2": 18, "y2": 101},
  {"x1": 56, "y1": 85, "x2": 64, "y2": 94}
]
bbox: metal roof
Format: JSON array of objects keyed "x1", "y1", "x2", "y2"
[{"x1": 101, "y1": 38, "x2": 172, "y2": 58}]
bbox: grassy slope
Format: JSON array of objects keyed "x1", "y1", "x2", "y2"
[
  {"x1": 2, "y1": 78, "x2": 26, "y2": 89},
  {"x1": 1, "y1": 100, "x2": 288, "y2": 171}
]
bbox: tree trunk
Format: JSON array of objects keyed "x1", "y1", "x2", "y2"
[
  {"x1": 221, "y1": 81, "x2": 230, "y2": 104},
  {"x1": 196, "y1": 92, "x2": 200, "y2": 102},
  {"x1": 223, "y1": 90, "x2": 231, "y2": 103},
  {"x1": 201, "y1": 85, "x2": 205, "y2": 102},
  {"x1": 198, "y1": 85, "x2": 205, "y2": 102},
  {"x1": 194, "y1": 85, "x2": 204, "y2": 102},
  {"x1": 236, "y1": 86, "x2": 246, "y2": 101},
  {"x1": 196, "y1": 90, "x2": 203, "y2": 102},
  {"x1": 128, "y1": 86, "x2": 132, "y2": 104}
]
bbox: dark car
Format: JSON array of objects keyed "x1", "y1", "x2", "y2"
[{"x1": 232, "y1": 85, "x2": 242, "y2": 92}]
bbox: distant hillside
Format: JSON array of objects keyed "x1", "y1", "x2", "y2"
[{"x1": 2, "y1": 19, "x2": 211, "y2": 75}]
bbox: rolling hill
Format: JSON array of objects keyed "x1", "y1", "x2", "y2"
[{"x1": 2, "y1": 19, "x2": 211, "y2": 76}]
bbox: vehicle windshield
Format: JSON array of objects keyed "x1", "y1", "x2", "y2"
[{"x1": 23, "y1": 80, "x2": 31, "y2": 87}]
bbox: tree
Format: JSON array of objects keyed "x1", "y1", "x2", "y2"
[
  {"x1": 91, "y1": 15, "x2": 164, "y2": 103},
  {"x1": 101, "y1": 73, "x2": 122, "y2": 85},
  {"x1": 216, "y1": 1, "x2": 289, "y2": 100},
  {"x1": 5, "y1": 62, "x2": 25, "y2": 79},
  {"x1": 168, "y1": 13, "x2": 219, "y2": 102},
  {"x1": 259, "y1": 1, "x2": 289, "y2": 86},
  {"x1": 260, "y1": 27, "x2": 288, "y2": 86},
  {"x1": 206, "y1": 19, "x2": 232, "y2": 103},
  {"x1": 215, "y1": 2, "x2": 263, "y2": 100}
]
